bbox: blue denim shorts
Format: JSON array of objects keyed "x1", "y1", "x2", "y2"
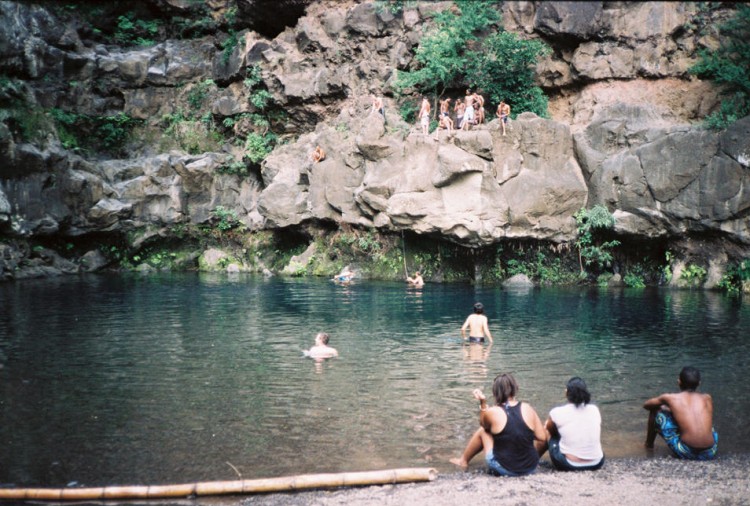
[
  {"x1": 485, "y1": 453, "x2": 535, "y2": 477},
  {"x1": 548, "y1": 435, "x2": 604, "y2": 471}
]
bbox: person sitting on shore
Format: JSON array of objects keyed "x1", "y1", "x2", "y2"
[
  {"x1": 643, "y1": 366, "x2": 718, "y2": 460},
  {"x1": 461, "y1": 302, "x2": 493, "y2": 344},
  {"x1": 450, "y1": 373, "x2": 547, "y2": 476},
  {"x1": 406, "y1": 271, "x2": 424, "y2": 287},
  {"x1": 305, "y1": 331, "x2": 338, "y2": 359},
  {"x1": 539, "y1": 377, "x2": 605, "y2": 471}
]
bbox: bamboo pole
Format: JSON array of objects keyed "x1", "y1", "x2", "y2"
[{"x1": 0, "y1": 467, "x2": 438, "y2": 502}]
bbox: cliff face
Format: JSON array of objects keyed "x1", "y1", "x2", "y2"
[{"x1": 0, "y1": 1, "x2": 748, "y2": 279}]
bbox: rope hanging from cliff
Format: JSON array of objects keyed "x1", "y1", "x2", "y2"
[{"x1": 401, "y1": 230, "x2": 409, "y2": 278}]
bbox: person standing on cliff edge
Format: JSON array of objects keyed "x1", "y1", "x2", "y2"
[
  {"x1": 418, "y1": 97, "x2": 431, "y2": 136},
  {"x1": 643, "y1": 366, "x2": 718, "y2": 460}
]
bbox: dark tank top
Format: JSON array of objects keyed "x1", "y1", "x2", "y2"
[{"x1": 492, "y1": 402, "x2": 539, "y2": 475}]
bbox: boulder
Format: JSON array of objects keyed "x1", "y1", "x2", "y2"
[{"x1": 80, "y1": 249, "x2": 109, "y2": 272}]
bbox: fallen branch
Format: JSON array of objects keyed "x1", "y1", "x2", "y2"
[{"x1": 0, "y1": 467, "x2": 438, "y2": 501}]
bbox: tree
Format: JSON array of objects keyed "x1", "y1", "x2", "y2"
[
  {"x1": 690, "y1": 5, "x2": 750, "y2": 129},
  {"x1": 394, "y1": 0, "x2": 500, "y2": 98},
  {"x1": 394, "y1": 1, "x2": 549, "y2": 117},
  {"x1": 468, "y1": 31, "x2": 551, "y2": 118}
]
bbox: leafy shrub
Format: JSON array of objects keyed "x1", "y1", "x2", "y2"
[
  {"x1": 50, "y1": 109, "x2": 139, "y2": 154},
  {"x1": 690, "y1": 5, "x2": 750, "y2": 129},
  {"x1": 624, "y1": 272, "x2": 646, "y2": 288},
  {"x1": 574, "y1": 206, "x2": 620, "y2": 273},
  {"x1": 187, "y1": 79, "x2": 215, "y2": 111},
  {"x1": 212, "y1": 206, "x2": 242, "y2": 232},
  {"x1": 244, "y1": 132, "x2": 277, "y2": 164},
  {"x1": 115, "y1": 12, "x2": 162, "y2": 47},
  {"x1": 717, "y1": 259, "x2": 749, "y2": 292},
  {"x1": 680, "y1": 264, "x2": 707, "y2": 285}
]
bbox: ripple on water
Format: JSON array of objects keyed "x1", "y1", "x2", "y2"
[{"x1": 0, "y1": 275, "x2": 747, "y2": 485}]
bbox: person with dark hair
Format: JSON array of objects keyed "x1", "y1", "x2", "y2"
[
  {"x1": 460, "y1": 302, "x2": 493, "y2": 344},
  {"x1": 540, "y1": 377, "x2": 604, "y2": 471},
  {"x1": 450, "y1": 373, "x2": 546, "y2": 476},
  {"x1": 644, "y1": 366, "x2": 718, "y2": 460}
]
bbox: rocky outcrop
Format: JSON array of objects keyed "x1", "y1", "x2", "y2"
[{"x1": 0, "y1": 1, "x2": 748, "y2": 280}]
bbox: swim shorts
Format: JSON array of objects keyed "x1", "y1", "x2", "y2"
[
  {"x1": 468, "y1": 337, "x2": 485, "y2": 343},
  {"x1": 655, "y1": 411, "x2": 718, "y2": 460},
  {"x1": 421, "y1": 113, "x2": 429, "y2": 127},
  {"x1": 548, "y1": 435, "x2": 604, "y2": 471}
]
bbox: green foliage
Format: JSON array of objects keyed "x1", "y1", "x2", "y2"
[
  {"x1": 250, "y1": 90, "x2": 274, "y2": 111},
  {"x1": 468, "y1": 31, "x2": 551, "y2": 118},
  {"x1": 161, "y1": 111, "x2": 222, "y2": 154},
  {"x1": 244, "y1": 132, "x2": 277, "y2": 164},
  {"x1": 394, "y1": 0, "x2": 549, "y2": 117},
  {"x1": 217, "y1": 157, "x2": 250, "y2": 177},
  {"x1": 50, "y1": 109, "x2": 139, "y2": 154},
  {"x1": 663, "y1": 250, "x2": 674, "y2": 283},
  {"x1": 623, "y1": 272, "x2": 646, "y2": 288},
  {"x1": 374, "y1": 0, "x2": 417, "y2": 15},
  {"x1": 115, "y1": 12, "x2": 161, "y2": 47},
  {"x1": 717, "y1": 259, "x2": 750, "y2": 293},
  {"x1": 680, "y1": 264, "x2": 707, "y2": 285},
  {"x1": 574, "y1": 206, "x2": 620, "y2": 273},
  {"x1": 394, "y1": 0, "x2": 500, "y2": 96},
  {"x1": 399, "y1": 101, "x2": 418, "y2": 123},
  {"x1": 212, "y1": 206, "x2": 242, "y2": 232},
  {"x1": 689, "y1": 5, "x2": 750, "y2": 129},
  {"x1": 221, "y1": 31, "x2": 239, "y2": 65},
  {"x1": 187, "y1": 79, "x2": 215, "y2": 111}
]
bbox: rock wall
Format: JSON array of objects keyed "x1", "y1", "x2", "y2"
[{"x1": 0, "y1": 1, "x2": 749, "y2": 279}]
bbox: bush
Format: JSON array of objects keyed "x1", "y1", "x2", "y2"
[
  {"x1": 680, "y1": 264, "x2": 707, "y2": 285},
  {"x1": 393, "y1": 0, "x2": 549, "y2": 117},
  {"x1": 717, "y1": 259, "x2": 750, "y2": 293},
  {"x1": 115, "y1": 12, "x2": 162, "y2": 47},
  {"x1": 50, "y1": 109, "x2": 140, "y2": 155},
  {"x1": 574, "y1": 206, "x2": 620, "y2": 273},
  {"x1": 690, "y1": 5, "x2": 750, "y2": 129}
]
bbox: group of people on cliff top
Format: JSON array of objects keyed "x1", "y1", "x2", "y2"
[
  {"x1": 418, "y1": 91, "x2": 511, "y2": 140},
  {"x1": 307, "y1": 300, "x2": 718, "y2": 476},
  {"x1": 308, "y1": 92, "x2": 511, "y2": 163}
]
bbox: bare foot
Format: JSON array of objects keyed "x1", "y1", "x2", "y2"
[{"x1": 449, "y1": 457, "x2": 468, "y2": 470}]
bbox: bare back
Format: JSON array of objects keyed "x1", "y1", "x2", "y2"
[
  {"x1": 659, "y1": 391, "x2": 714, "y2": 448},
  {"x1": 462, "y1": 314, "x2": 492, "y2": 342}
]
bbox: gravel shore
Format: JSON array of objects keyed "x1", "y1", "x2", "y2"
[{"x1": 232, "y1": 455, "x2": 750, "y2": 506}]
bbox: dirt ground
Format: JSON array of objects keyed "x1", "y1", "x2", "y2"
[{"x1": 133, "y1": 454, "x2": 750, "y2": 506}]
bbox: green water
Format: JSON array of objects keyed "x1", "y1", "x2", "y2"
[{"x1": 0, "y1": 273, "x2": 747, "y2": 487}]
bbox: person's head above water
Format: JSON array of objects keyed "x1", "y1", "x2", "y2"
[
  {"x1": 679, "y1": 366, "x2": 701, "y2": 391},
  {"x1": 492, "y1": 373, "x2": 519, "y2": 405},
  {"x1": 473, "y1": 302, "x2": 484, "y2": 314},
  {"x1": 316, "y1": 332, "x2": 330, "y2": 345}
]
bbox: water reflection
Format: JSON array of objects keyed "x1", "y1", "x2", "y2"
[{"x1": 0, "y1": 275, "x2": 747, "y2": 487}]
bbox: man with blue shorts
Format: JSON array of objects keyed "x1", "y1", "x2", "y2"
[{"x1": 644, "y1": 366, "x2": 718, "y2": 460}]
